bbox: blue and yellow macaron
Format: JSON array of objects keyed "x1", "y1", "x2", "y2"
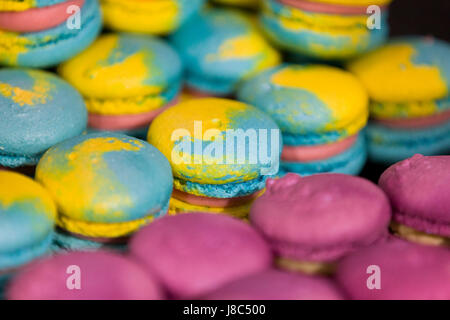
[
  {"x1": 170, "y1": 7, "x2": 281, "y2": 96},
  {"x1": 0, "y1": 68, "x2": 87, "y2": 169},
  {"x1": 238, "y1": 64, "x2": 369, "y2": 176},
  {"x1": 0, "y1": 0, "x2": 102, "y2": 68},
  {"x1": 148, "y1": 98, "x2": 282, "y2": 218},
  {"x1": 260, "y1": 0, "x2": 391, "y2": 59},
  {"x1": 59, "y1": 33, "x2": 183, "y2": 138},
  {"x1": 101, "y1": 0, "x2": 205, "y2": 35},
  {"x1": 0, "y1": 171, "x2": 56, "y2": 297},
  {"x1": 348, "y1": 37, "x2": 450, "y2": 163},
  {"x1": 35, "y1": 132, "x2": 173, "y2": 251}
]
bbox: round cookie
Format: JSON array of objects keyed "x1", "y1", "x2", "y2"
[
  {"x1": 379, "y1": 154, "x2": 450, "y2": 246},
  {"x1": 7, "y1": 251, "x2": 164, "y2": 300},
  {"x1": 0, "y1": 69, "x2": 87, "y2": 168},
  {"x1": 170, "y1": 8, "x2": 280, "y2": 96},
  {"x1": 0, "y1": 0, "x2": 102, "y2": 68},
  {"x1": 129, "y1": 213, "x2": 272, "y2": 298},
  {"x1": 35, "y1": 132, "x2": 173, "y2": 249},
  {"x1": 101, "y1": 0, "x2": 206, "y2": 35},
  {"x1": 250, "y1": 173, "x2": 391, "y2": 274},
  {"x1": 238, "y1": 64, "x2": 369, "y2": 176},
  {"x1": 59, "y1": 33, "x2": 183, "y2": 136},
  {"x1": 148, "y1": 98, "x2": 282, "y2": 217}
]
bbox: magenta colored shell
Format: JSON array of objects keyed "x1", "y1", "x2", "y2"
[
  {"x1": 205, "y1": 269, "x2": 345, "y2": 300},
  {"x1": 250, "y1": 173, "x2": 391, "y2": 262},
  {"x1": 129, "y1": 212, "x2": 273, "y2": 299},
  {"x1": 7, "y1": 251, "x2": 163, "y2": 300},
  {"x1": 336, "y1": 238, "x2": 450, "y2": 300},
  {"x1": 379, "y1": 154, "x2": 450, "y2": 237}
]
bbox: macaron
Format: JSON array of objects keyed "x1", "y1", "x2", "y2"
[
  {"x1": 0, "y1": 68, "x2": 87, "y2": 169},
  {"x1": 205, "y1": 269, "x2": 345, "y2": 300},
  {"x1": 348, "y1": 37, "x2": 450, "y2": 163},
  {"x1": 250, "y1": 173, "x2": 391, "y2": 274},
  {"x1": 238, "y1": 64, "x2": 369, "y2": 176},
  {"x1": 379, "y1": 154, "x2": 450, "y2": 247},
  {"x1": 35, "y1": 132, "x2": 173, "y2": 251},
  {"x1": 0, "y1": 0, "x2": 102, "y2": 68},
  {"x1": 336, "y1": 239, "x2": 450, "y2": 300},
  {"x1": 101, "y1": 0, "x2": 206, "y2": 35},
  {"x1": 129, "y1": 213, "x2": 272, "y2": 298},
  {"x1": 0, "y1": 171, "x2": 56, "y2": 296},
  {"x1": 170, "y1": 8, "x2": 280, "y2": 96},
  {"x1": 148, "y1": 98, "x2": 282, "y2": 218},
  {"x1": 7, "y1": 251, "x2": 164, "y2": 300},
  {"x1": 59, "y1": 33, "x2": 183, "y2": 138},
  {"x1": 260, "y1": 0, "x2": 390, "y2": 59}
]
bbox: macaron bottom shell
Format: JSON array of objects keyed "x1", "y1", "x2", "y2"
[
  {"x1": 281, "y1": 133, "x2": 367, "y2": 176},
  {"x1": 0, "y1": 152, "x2": 41, "y2": 168},
  {"x1": 367, "y1": 121, "x2": 450, "y2": 164}
]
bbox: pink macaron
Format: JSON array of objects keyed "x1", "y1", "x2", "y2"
[
  {"x1": 250, "y1": 173, "x2": 391, "y2": 274},
  {"x1": 336, "y1": 239, "x2": 450, "y2": 300},
  {"x1": 7, "y1": 251, "x2": 164, "y2": 300},
  {"x1": 379, "y1": 154, "x2": 450, "y2": 246},
  {"x1": 129, "y1": 212, "x2": 273, "y2": 299},
  {"x1": 204, "y1": 269, "x2": 345, "y2": 300}
]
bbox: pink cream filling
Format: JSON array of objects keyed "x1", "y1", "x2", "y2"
[
  {"x1": 172, "y1": 189, "x2": 261, "y2": 208},
  {"x1": 282, "y1": 135, "x2": 357, "y2": 162},
  {"x1": 278, "y1": 0, "x2": 387, "y2": 15},
  {"x1": 88, "y1": 96, "x2": 180, "y2": 131},
  {"x1": 0, "y1": 0, "x2": 85, "y2": 33},
  {"x1": 373, "y1": 109, "x2": 450, "y2": 129}
]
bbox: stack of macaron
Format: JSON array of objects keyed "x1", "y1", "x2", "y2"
[
  {"x1": 348, "y1": 37, "x2": 450, "y2": 163},
  {"x1": 170, "y1": 7, "x2": 281, "y2": 97},
  {"x1": 0, "y1": 0, "x2": 102, "y2": 68},
  {"x1": 35, "y1": 132, "x2": 173, "y2": 252},
  {"x1": 259, "y1": 0, "x2": 391, "y2": 60},
  {"x1": 59, "y1": 33, "x2": 183, "y2": 138},
  {"x1": 0, "y1": 68, "x2": 87, "y2": 172},
  {"x1": 148, "y1": 98, "x2": 282, "y2": 218},
  {"x1": 238, "y1": 64, "x2": 369, "y2": 176},
  {"x1": 101, "y1": 0, "x2": 206, "y2": 35}
]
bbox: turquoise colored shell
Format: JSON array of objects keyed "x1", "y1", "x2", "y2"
[
  {"x1": 260, "y1": 0, "x2": 389, "y2": 59},
  {"x1": 367, "y1": 122, "x2": 450, "y2": 164},
  {"x1": 281, "y1": 133, "x2": 367, "y2": 176},
  {"x1": 0, "y1": 0, "x2": 102, "y2": 68},
  {"x1": 0, "y1": 69, "x2": 87, "y2": 168}
]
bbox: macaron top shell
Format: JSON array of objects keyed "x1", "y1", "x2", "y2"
[
  {"x1": 238, "y1": 64, "x2": 368, "y2": 145},
  {"x1": 8, "y1": 251, "x2": 164, "y2": 300},
  {"x1": 379, "y1": 154, "x2": 450, "y2": 237},
  {"x1": 129, "y1": 213, "x2": 272, "y2": 298},
  {"x1": 36, "y1": 132, "x2": 173, "y2": 223},
  {"x1": 170, "y1": 8, "x2": 280, "y2": 89},
  {"x1": 0, "y1": 0, "x2": 67, "y2": 11},
  {"x1": 336, "y1": 239, "x2": 450, "y2": 300},
  {"x1": 0, "y1": 171, "x2": 56, "y2": 269},
  {"x1": 0, "y1": 69, "x2": 87, "y2": 157},
  {"x1": 205, "y1": 269, "x2": 345, "y2": 300},
  {"x1": 148, "y1": 98, "x2": 281, "y2": 185},
  {"x1": 59, "y1": 33, "x2": 182, "y2": 99},
  {"x1": 250, "y1": 173, "x2": 391, "y2": 261},
  {"x1": 348, "y1": 37, "x2": 450, "y2": 102}
]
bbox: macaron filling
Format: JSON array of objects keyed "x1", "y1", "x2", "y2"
[
  {"x1": 276, "y1": 257, "x2": 336, "y2": 275},
  {"x1": 278, "y1": 0, "x2": 388, "y2": 15},
  {"x1": 172, "y1": 189, "x2": 262, "y2": 209},
  {"x1": 0, "y1": 0, "x2": 85, "y2": 33},
  {"x1": 390, "y1": 222, "x2": 450, "y2": 247},
  {"x1": 373, "y1": 108, "x2": 450, "y2": 129}
]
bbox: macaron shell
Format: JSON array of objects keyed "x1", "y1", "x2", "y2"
[
  {"x1": 171, "y1": 8, "x2": 280, "y2": 94},
  {"x1": 0, "y1": 69, "x2": 87, "y2": 157},
  {"x1": 59, "y1": 33, "x2": 182, "y2": 99},
  {"x1": 101, "y1": 0, "x2": 205, "y2": 35},
  {"x1": 0, "y1": 0, "x2": 102, "y2": 68},
  {"x1": 35, "y1": 133, "x2": 173, "y2": 225},
  {"x1": 0, "y1": 0, "x2": 67, "y2": 11},
  {"x1": 379, "y1": 154, "x2": 450, "y2": 237},
  {"x1": 0, "y1": 171, "x2": 56, "y2": 269},
  {"x1": 148, "y1": 98, "x2": 281, "y2": 185},
  {"x1": 238, "y1": 64, "x2": 368, "y2": 144},
  {"x1": 348, "y1": 37, "x2": 450, "y2": 102}
]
